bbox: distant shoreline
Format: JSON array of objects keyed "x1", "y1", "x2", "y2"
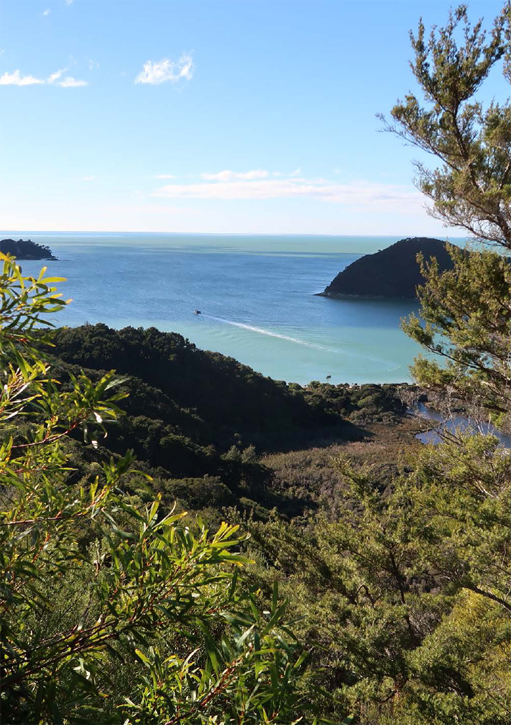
[{"x1": 315, "y1": 291, "x2": 415, "y2": 300}]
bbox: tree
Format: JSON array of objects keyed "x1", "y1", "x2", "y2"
[
  {"x1": 0, "y1": 254, "x2": 307, "y2": 724},
  {"x1": 382, "y1": 3, "x2": 510, "y2": 247},
  {"x1": 379, "y1": 4, "x2": 511, "y2": 420},
  {"x1": 242, "y1": 6, "x2": 511, "y2": 725},
  {"x1": 382, "y1": 7, "x2": 511, "y2": 720}
]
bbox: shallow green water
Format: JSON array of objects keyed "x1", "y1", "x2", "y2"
[{"x1": 5, "y1": 232, "x2": 429, "y2": 384}]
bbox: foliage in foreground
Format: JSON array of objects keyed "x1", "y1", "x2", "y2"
[
  {"x1": 247, "y1": 433, "x2": 511, "y2": 724},
  {"x1": 0, "y1": 255, "x2": 308, "y2": 724}
]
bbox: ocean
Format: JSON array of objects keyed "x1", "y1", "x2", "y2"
[{"x1": 4, "y1": 232, "x2": 427, "y2": 385}]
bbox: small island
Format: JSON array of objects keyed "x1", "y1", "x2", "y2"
[
  {"x1": 0, "y1": 238, "x2": 57, "y2": 261},
  {"x1": 318, "y1": 237, "x2": 455, "y2": 299}
]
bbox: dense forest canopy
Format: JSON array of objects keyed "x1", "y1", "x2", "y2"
[{"x1": 44, "y1": 323, "x2": 406, "y2": 518}]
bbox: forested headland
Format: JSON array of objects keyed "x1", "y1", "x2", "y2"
[
  {"x1": 319, "y1": 237, "x2": 456, "y2": 299},
  {"x1": 0, "y1": 238, "x2": 57, "y2": 260},
  {"x1": 43, "y1": 323, "x2": 409, "y2": 519},
  {"x1": 4, "y1": 4, "x2": 511, "y2": 724}
]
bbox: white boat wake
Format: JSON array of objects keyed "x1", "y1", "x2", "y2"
[
  {"x1": 202, "y1": 314, "x2": 401, "y2": 372},
  {"x1": 203, "y1": 314, "x2": 342, "y2": 353}
]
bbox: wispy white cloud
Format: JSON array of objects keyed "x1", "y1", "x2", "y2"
[
  {"x1": 0, "y1": 70, "x2": 45, "y2": 86},
  {"x1": 82, "y1": 175, "x2": 95, "y2": 181},
  {"x1": 42, "y1": 8, "x2": 51, "y2": 16},
  {"x1": 107, "y1": 204, "x2": 193, "y2": 215},
  {"x1": 58, "y1": 75, "x2": 88, "y2": 87},
  {"x1": 0, "y1": 67, "x2": 88, "y2": 87},
  {"x1": 268, "y1": 169, "x2": 301, "y2": 178},
  {"x1": 89, "y1": 60, "x2": 100, "y2": 71},
  {"x1": 135, "y1": 53, "x2": 194, "y2": 85},
  {"x1": 48, "y1": 68, "x2": 66, "y2": 84},
  {"x1": 201, "y1": 170, "x2": 269, "y2": 181},
  {"x1": 48, "y1": 67, "x2": 88, "y2": 87},
  {"x1": 155, "y1": 174, "x2": 176, "y2": 179},
  {"x1": 153, "y1": 175, "x2": 423, "y2": 212}
]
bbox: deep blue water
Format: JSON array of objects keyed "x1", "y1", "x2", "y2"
[{"x1": 5, "y1": 232, "x2": 424, "y2": 385}]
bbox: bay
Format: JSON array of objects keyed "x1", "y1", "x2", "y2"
[{"x1": 4, "y1": 232, "x2": 424, "y2": 385}]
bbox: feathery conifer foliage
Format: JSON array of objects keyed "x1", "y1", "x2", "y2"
[
  {"x1": 383, "y1": 3, "x2": 511, "y2": 246},
  {"x1": 381, "y1": 2, "x2": 511, "y2": 417}
]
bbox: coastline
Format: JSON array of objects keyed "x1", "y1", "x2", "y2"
[
  {"x1": 13, "y1": 232, "x2": 421, "y2": 386},
  {"x1": 315, "y1": 291, "x2": 417, "y2": 300}
]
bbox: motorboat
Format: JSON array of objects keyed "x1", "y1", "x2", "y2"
[{"x1": 193, "y1": 309, "x2": 201, "y2": 315}]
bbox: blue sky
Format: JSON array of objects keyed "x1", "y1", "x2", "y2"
[{"x1": 0, "y1": 0, "x2": 507, "y2": 235}]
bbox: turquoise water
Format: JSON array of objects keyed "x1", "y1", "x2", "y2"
[{"x1": 4, "y1": 232, "x2": 426, "y2": 385}]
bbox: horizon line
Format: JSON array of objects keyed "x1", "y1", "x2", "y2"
[{"x1": 0, "y1": 229, "x2": 467, "y2": 239}]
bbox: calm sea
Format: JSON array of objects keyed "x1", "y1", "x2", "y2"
[{"x1": 4, "y1": 232, "x2": 427, "y2": 385}]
